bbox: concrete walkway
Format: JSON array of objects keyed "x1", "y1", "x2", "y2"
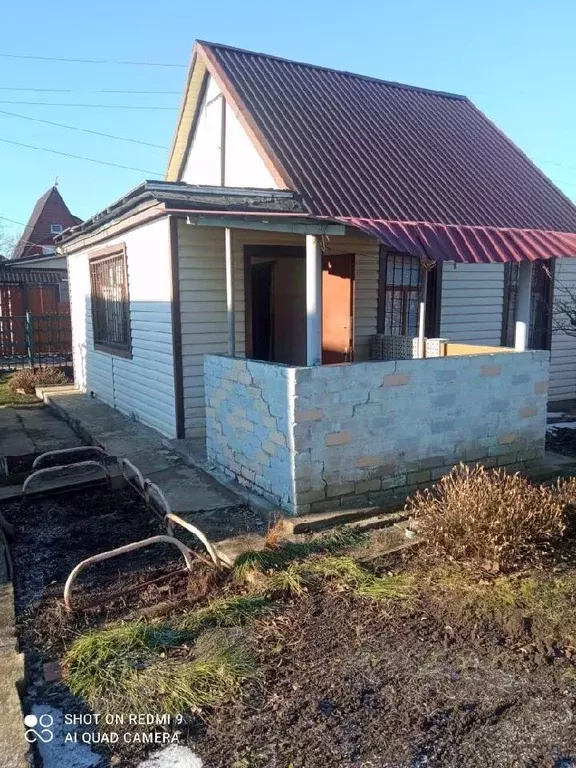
[
  {"x1": 0, "y1": 405, "x2": 82, "y2": 459},
  {"x1": 38, "y1": 389, "x2": 250, "y2": 520}
]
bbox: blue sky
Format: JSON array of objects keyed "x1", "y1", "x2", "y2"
[{"x1": 1, "y1": 0, "x2": 575, "y2": 239}]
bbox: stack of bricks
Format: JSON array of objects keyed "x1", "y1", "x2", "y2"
[{"x1": 205, "y1": 350, "x2": 550, "y2": 516}]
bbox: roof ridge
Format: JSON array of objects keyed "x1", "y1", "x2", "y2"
[{"x1": 196, "y1": 40, "x2": 468, "y2": 101}]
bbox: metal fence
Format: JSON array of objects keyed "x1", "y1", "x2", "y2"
[{"x1": 0, "y1": 312, "x2": 72, "y2": 372}]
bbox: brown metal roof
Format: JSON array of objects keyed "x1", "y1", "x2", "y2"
[
  {"x1": 13, "y1": 186, "x2": 82, "y2": 259},
  {"x1": 201, "y1": 42, "x2": 576, "y2": 234}
]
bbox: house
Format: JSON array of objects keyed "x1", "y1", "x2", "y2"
[
  {"x1": 13, "y1": 184, "x2": 81, "y2": 270},
  {"x1": 57, "y1": 41, "x2": 576, "y2": 515},
  {"x1": 0, "y1": 185, "x2": 79, "y2": 368}
]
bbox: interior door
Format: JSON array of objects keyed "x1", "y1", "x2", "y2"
[{"x1": 322, "y1": 253, "x2": 355, "y2": 364}]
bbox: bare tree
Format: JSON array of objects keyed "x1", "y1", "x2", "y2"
[
  {"x1": 0, "y1": 222, "x2": 19, "y2": 261},
  {"x1": 536, "y1": 260, "x2": 576, "y2": 339}
]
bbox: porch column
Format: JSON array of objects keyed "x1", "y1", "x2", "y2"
[
  {"x1": 225, "y1": 227, "x2": 235, "y2": 356},
  {"x1": 306, "y1": 234, "x2": 322, "y2": 366},
  {"x1": 417, "y1": 266, "x2": 429, "y2": 359},
  {"x1": 515, "y1": 260, "x2": 533, "y2": 351}
]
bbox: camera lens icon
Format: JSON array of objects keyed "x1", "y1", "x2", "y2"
[{"x1": 24, "y1": 713, "x2": 54, "y2": 743}]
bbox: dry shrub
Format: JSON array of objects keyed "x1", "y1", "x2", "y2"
[
  {"x1": 406, "y1": 463, "x2": 566, "y2": 571},
  {"x1": 9, "y1": 367, "x2": 68, "y2": 394},
  {"x1": 264, "y1": 512, "x2": 287, "y2": 549}
]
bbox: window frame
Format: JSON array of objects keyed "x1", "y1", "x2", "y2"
[
  {"x1": 88, "y1": 243, "x2": 132, "y2": 359},
  {"x1": 50, "y1": 223, "x2": 63, "y2": 234},
  {"x1": 501, "y1": 261, "x2": 554, "y2": 351},
  {"x1": 377, "y1": 248, "x2": 441, "y2": 337}
]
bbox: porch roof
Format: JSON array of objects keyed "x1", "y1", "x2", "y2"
[{"x1": 338, "y1": 217, "x2": 576, "y2": 264}]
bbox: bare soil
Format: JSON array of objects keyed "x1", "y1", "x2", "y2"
[
  {"x1": 4, "y1": 487, "x2": 576, "y2": 768},
  {"x1": 197, "y1": 570, "x2": 576, "y2": 768}
]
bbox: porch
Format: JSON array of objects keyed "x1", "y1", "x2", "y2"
[{"x1": 204, "y1": 350, "x2": 549, "y2": 516}]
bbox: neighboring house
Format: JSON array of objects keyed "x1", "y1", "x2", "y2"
[
  {"x1": 13, "y1": 184, "x2": 81, "y2": 269},
  {"x1": 0, "y1": 185, "x2": 79, "y2": 368},
  {"x1": 58, "y1": 41, "x2": 576, "y2": 515}
]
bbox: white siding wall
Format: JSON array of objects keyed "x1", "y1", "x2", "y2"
[
  {"x1": 224, "y1": 102, "x2": 278, "y2": 189},
  {"x1": 178, "y1": 223, "x2": 379, "y2": 437},
  {"x1": 440, "y1": 262, "x2": 505, "y2": 346},
  {"x1": 181, "y1": 75, "x2": 278, "y2": 190},
  {"x1": 67, "y1": 217, "x2": 177, "y2": 437},
  {"x1": 550, "y1": 258, "x2": 576, "y2": 402},
  {"x1": 181, "y1": 76, "x2": 223, "y2": 186}
]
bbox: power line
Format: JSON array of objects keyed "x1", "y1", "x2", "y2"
[
  {"x1": 0, "y1": 87, "x2": 180, "y2": 94},
  {"x1": 0, "y1": 136, "x2": 162, "y2": 175},
  {"x1": 0, "y1": 108, "x2": 169, "y2": 149},
  {"x1": 0, "y1": 52, "x2": 187, "y2": 68},
  {"x1": 0, "y1": 100, "x2": 177, "y2": 110},
  {"x1": 537, "y1": 158, "x2": 576, "y2": 174},
  {"x1": 0, "y1": 215, "x2": 26, "y2": 227}
]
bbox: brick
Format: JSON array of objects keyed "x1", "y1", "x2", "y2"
[
  {"x1": 480, "y1": 365, "x2": 501, "y2": 377},
  {"x1": 534, "y1": 381, "x2": 548, "y2": 394},
  {"x1": 354, "y1": 478, "x2": 382, "y2": 494},
  {"x1": 298, "y1": 488, "x2": 327, "y2": 504},
  {"x1": 383, "y1": 374, "x2": 410, "y2": 387},
  {"x1": 406, "y1": 469, "x2": 432, "y2": 484},
  {"x1": 326, "y1": 482, "x2": 355, "y2": 498},
  {"x1": 354, "y1": 455, "x2": 385, "y2": 468},
  {"x1": 295, "y1": 408, "x2": 323, "y2": 422},
  {"x1": 325, "y1": 431, "x2": 352, "y2": 446},
  {"x1": 418, "y1": 455, "x2": 446, "y2": 470},
  {"x1": 498, "y1": 432, "x2": 518, "y2": 445},
  {"x1": 519, "y1": 406, "x2": 538, "y2": 419},
  {"x1": 269, "y1": 430, "x2": 287, "y2": 446},
  {"x1": 310, "y1": 498, "x2": 342, "y2": 514}
]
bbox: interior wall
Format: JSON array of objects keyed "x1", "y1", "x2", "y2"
[{"x1": 252, "y1": 255, "x2": 306, "y2": 365}]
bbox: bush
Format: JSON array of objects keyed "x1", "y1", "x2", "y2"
[
  {"x1": 406, "y1": 463, "x2": 566, "y2": 571},
  {"x1": 9, "y1": 367, "x2": 69, "y2": 395}
]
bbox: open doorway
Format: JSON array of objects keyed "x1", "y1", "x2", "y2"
[{"x1": 244, "y1": 245, "x2": 355, "y2": 365}]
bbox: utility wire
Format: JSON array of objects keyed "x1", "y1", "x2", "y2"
[
  {"x1": 0, "y1": 100, "x2": 177, "y2": 110},
  {"x1": 0, "y1": 108, "x2": 169, "y2": 149},
  {"x1": 0, "y1": 52, "x2": 187, "y2": 68},
  {"x1": 0, "y1": 86, "x2": 180, "y2": 94},
  {"x1": 0, "y1": 214, "x2": 27, "y2": 227},
  {"x1": 0, "y1": 136, "x2": 162, "y2": 175}
]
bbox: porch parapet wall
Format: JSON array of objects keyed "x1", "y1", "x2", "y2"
[{"x1": 204, "y1": 351, "x2": 550, "y2": 516}]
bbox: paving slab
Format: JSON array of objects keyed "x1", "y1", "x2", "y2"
[
  {"x1": 0, "y1": 648, "x2": 28, "y2": 768},
  {"x1": 0, "y1": 405, "x2": 83, "y2": 458},
  {"x1": 41, "y1": 390, "x2": 248, "y2": 517}
]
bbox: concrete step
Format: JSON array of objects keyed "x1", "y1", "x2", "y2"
[
  {"x1": 284, "y1": 500, "x2": 408, "y2": 534},
  {"x1": 342, "y1": 509, "x2": 409, "y2": 533}
]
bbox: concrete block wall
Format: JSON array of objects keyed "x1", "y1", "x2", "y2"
[{"x1": 205, "y1": 351, "x2": 550, "y2": 515}]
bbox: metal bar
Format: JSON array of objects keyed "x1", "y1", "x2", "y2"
[
  {"x1": 417, "y1": 267, "x2": 429, "y2": 359},
  {"x1": 63, "y1": 535, "x2": 195, "y2": 611},
  {"x1": 306, "y1": 234, "x2": 322, "y2": 366},
  {"x1": 225, "y1": 227, "x2": 235, "y2": 356},
  {"x1": 515, "y1": 261, "x2": 533, "y2": 351}
]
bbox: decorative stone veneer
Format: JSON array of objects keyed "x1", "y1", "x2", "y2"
[{"x1": 204, "y1": 351, "x2": 550, "y2": 515}]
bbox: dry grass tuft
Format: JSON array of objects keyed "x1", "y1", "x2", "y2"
[
  {"x1": 264, "y1": 512, "x2": 286, "y2": 549},
  {"x1": 9, "y1": 366, "x2": 69, "y2": 394},
  {"x1": 406, "y1": 463, "x2": 566, "y2": 571}
]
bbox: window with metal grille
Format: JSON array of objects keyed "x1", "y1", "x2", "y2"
[
  {"x1": 501, "y1": 261, "x2": 554, "y2": 350},
  {"x1": 89, "y1": 244, "x2": 131, "y2": 357},
  {"x1": 379, "y1": 252, "x2": 422, "y2": 335}
]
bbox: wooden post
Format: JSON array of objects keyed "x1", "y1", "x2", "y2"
[
  {"x1": 306, "y1": 234, "x2": 322, "y2": 366},
  {"x1": 225, "y1": 228, "x2": 235, "y2": 356},
  {"x1": 515, "y1": 261, "x2": 533, "y2": 351}
]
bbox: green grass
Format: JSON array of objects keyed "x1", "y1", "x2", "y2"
[
  {"x1": 0, "y1": 372, "x2": 37, "y2": 406},
  {"x1": 234, "y1": 528, "x2": 366, "y2": 581},
  {"x1": 64, "y1": 595, "x2": 268, "y2": 717},
  {"x1": 67, "y1": 627, "x2": 258, "y2": 716}
]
